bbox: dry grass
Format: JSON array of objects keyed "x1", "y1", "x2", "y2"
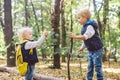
[{"x1": 0, "y1": 59, "x2": 120, "y2": 80}]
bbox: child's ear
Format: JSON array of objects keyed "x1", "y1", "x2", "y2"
[{"x1": 22, "y1": 35, "x2": 26, "y2": 39}]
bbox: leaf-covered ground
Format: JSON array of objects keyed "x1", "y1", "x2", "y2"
[{"x1": 0, "y1": 58, "x2": 120, "y2": 80}]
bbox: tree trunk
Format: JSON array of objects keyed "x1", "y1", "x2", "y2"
[
  {"x1": 51, "y1": 0, "x2": 61, "y2": 68},
  {"x1": 93, "y1": 0, "x2": 109, "y2": 62},
  {"x1": 39, "y1": 1, "x2": 47, "y2": 60},
  {"x1": 0, "y1": 66, "x2": 63, "y2": 80},
  {"x1": 4, "y1": 0, "x2": 15, "y2": 67},
  {"x1": 25, "y1": 0, "x2": 29, "y2": 26},
  {"x1": 40, "y1": 0, "x2": 44, "y2": 31},
  {"x1": 93, "y1": 0, "x2": 103, "y2": 38},
  {"x1": 62, "y1": 56, "x2": 66, "y2": 62},
  {"x1": 0, "y1": 2, "x2": 4, "y2": 27},
  {"x1": 113, "y1": 44, "x2": 117, "y2": 62},
  {"x1": 61, "y1": 0, "x2": 66, "y2": 62},
  {"x1": 79, "y1": 58, "x2": 82, "y2": 74},
  {"x1": 103, "y1": 0, "x2": 109, "y2": 42},
  {"x1": 103, "y1": 0, "x2": 109, "y2": 63},
  {"x1": 102, "y1": 48, "x2": 107, "y2": 62},
  {"x1": 118, "y1": 6, "x2": 120, "y2": 29},
  {"x1": 30, "y1": 0, "x2": 40, "y2": 33}
]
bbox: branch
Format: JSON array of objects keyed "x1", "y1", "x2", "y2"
[
  {"x1": 98, "y1": 0, "x2": 104, "y2": 13},
  {"x1": 0, "y1": 66, "x2": 63, "y2": 80},
  {"x1": 30, "y1": 0, "x2": 40, "y2": 32},
  {"x1": 93, "y1": 0, "x2": 104, "y2": 14}
]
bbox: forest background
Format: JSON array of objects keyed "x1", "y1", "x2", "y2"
[{"x1": 0, "y1": 0, "x2": 120, "y2": 80}]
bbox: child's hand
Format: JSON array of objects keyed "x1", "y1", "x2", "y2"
[
  {"x1": 77, "y1": 48, "x2": 84, "y2": 53},
  {"x1": 43, "y1": 30, "x2": 48, "y2": 37},
  {"x1": 69, "y1": 32, "x2": 76, "y2": 38}
]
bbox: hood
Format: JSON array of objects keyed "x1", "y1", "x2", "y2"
[{"x1": 85, "y1": 20, "x2": 98, "y2": 29}]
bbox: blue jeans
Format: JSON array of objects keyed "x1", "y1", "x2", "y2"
[
  {"x1": 25, "y1": 64, "x2": 35, "y2": 80},
  {"x1": 87, "y1": 48, "x2": 104, "y2": 80}
]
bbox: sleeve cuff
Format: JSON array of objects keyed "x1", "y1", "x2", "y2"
[{"x1": 83, "y1": 34, "x2": 88, "y2": 40}]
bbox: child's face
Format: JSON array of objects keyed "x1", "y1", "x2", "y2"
[
  {"x1": 24, "y1": 30, "x2": 33, "y2": 40},
  {"x1": 77, "y1": 14, "x2": 87, "y2": 25}
]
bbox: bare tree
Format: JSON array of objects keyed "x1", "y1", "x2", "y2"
[
  {"x1": 0, "y1": 2, "x2": 4, "y2": 27},
  {"x1": 25, "y1": 0, "x2": 29, "y2": 26},
  {"x1": 51, "y1": 0, "x2": 61, "y2": 68},
  {"x1": 117, "y1": 6, "x2": 120, "y2": 29},
  {"x1": 3, "y1": 0, "x2": 15, "y2": 67},
  {"x1": 93, "y1": 0, "x2": 103, "y2": 37},
  {"x1": 30, "y1": 0, "x2": 40, "y2": 32},
  {"x1": 93, "y1": 0, "x2": 109, "y2": 62},
  {"x1": 61, "y1": 0, "x2": 66, "y2": 62}
]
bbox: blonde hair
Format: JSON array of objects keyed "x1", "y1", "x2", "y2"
[
  {"x1": 77, "y1": 8, "x2": 91, "y2": 19},
  {"x1": 18, "y1": 27, "x2": 32, "y2": 41}
]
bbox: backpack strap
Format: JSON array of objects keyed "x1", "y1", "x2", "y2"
[{"x1": 21, "y1": 40, "x2": 33, "y2": 54}]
